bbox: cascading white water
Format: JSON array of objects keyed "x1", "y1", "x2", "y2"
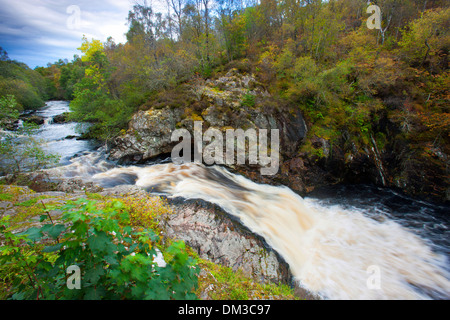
[
  {"x1": 92, "y1": 163, "x2": 450, "y2": 300},
  {"x1": 30, "y1": 101, "x2": 450, "y2": 300}
]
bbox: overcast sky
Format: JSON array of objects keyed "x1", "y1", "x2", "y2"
[{"x1": 0, "y1": 0, "x2": 138, "y2": 68}]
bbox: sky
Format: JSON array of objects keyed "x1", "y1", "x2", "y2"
[{"x1": 0, "y1": 0, "x2": 137, "y2": 68}]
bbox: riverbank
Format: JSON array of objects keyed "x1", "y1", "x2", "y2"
[
  {"x1": 0, "y1": 183, "x2": 300, "y2": 300},
  {"x1": 1, "y1": 101, "x2": 449, "y2": 300},
  {"x1": 107, "y1": 68, "x2": 449, "y2": 204}
]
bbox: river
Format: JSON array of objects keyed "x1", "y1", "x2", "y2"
[{"x1": 33, "y1": 101, "x2": 450, "y2": 300}]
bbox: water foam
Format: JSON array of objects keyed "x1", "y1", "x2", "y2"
[{"x1": 93, "y1": 163, "x2": 450, "y2": 300}]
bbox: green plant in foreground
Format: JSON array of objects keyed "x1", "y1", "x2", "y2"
[{"x1": 0, "y1": 198, "x2": 198, "y2": 300}]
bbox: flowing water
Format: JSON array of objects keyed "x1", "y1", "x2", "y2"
[
  {"x1": 32, "y1": 101, "x2": 450, "y2": 299},
  {"x1": 33, "y1": 101, "x2": 96, "y2": 165}
]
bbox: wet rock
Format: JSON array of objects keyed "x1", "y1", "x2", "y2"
[
  {"x1": 20, "y1": 114, "x2": 45, "y2": 125},
  {"x1": 55, "y1": 178, "x2": 103, "y2": 193},
  {"x1": 109, "y1": 108, "x2": 183, "y2": 163},
  {"x1": 160, "y1": 198, "x2": 290, "y2": 285},
  {"x1": 52, "y1": 112, "x2": 71, "y2": 124},
  {"x1": 1, "y1": 118, "x2": 19, "y2": 130}
]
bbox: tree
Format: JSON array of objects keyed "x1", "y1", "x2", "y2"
[
  {"x1": 202, "y1": 0, "x2": 212, "y2": 63},
  {"x1": 126, "y1": 0, "x2": 157, "y2": 51},
  {"x1": 168, "y1": 0, "x2": 186, "y2": 38},
  {"x1": 70, "y1": 37, "x2": 132, "y2": 142},
  {"x1": 0, "y1": 120, "x2": 60, "y2": 177},
  {"x1": 399, "y1": 7, "x2": 450, "y2": 72},
  {"x1": 0, "y1": 47, "x2": 9, "y2": 62},
  {"x1": 0, "y1": 94, "x2": 21, "y2": 123}
]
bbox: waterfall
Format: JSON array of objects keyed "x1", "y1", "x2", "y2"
[{"x1": 93, "y1": 163, "x2": 450, "y2": 300}]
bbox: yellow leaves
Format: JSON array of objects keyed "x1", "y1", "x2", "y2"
[
  {"x1": 78, "y1": 36, "x2": 105, "y2": 62},
  {"x1": 120, "y1": 195, "x2": 173, "y2": 231},
  {"x1": 191, "y1": 113, "x2": 203, "y2": 122},
  {"x1": 418, "y1": 112, "x2": 450, "y2": 133},
  {"x1": 258, "y1": 45, "x2": 278, "y2": 66},
  {"x1": 399, "y1": 7, "x2": 450, "y2": 67}
]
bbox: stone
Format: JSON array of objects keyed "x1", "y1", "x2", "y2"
[
  {"x1": 52, "y1": 112, "x2": 71, "y2": 124},
  {"x1": 160, "y1": 198, "x2": 291, "y2": 285},
  {"x1": 109, "y1": 107, "x2": 183, "y2": 163},
  {"x1": 20, "y1": 114, "x2": 45, "y2": 125}
]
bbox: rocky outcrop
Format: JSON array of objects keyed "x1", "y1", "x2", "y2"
[
  {"x1": 160, "y1": 197, "x2": 290, "y2": 285},
  {"x1": 20, "y1": 114, "x2": 45, "y2": 125},
  {"x1": 109, "y1": 107, "x2": 184, "y2": 163},
  {"x1": 108, "y1": 68, "x2": 449, "y2": 202},
  {"x1": 97, "y1": 185, "x2": 291, "y2": 286},
  {"x1": 109, "y1": 69, "x2": 308, "y2": 173},
  {"x1": 100, "y1": 185, "x2": 317, "y2": 298},
  {"x1": 52, "y1": 112, "x2": 71, "y2": 124}
]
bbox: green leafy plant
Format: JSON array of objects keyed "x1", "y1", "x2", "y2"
[
  {"x1": 0, "y1": 94, "x2": 21, "y2": 123},
  {"x1": 241, "y1": 92, "x2": 256, "y2": 108},
  {"x1": 0, "y1": 123, "x2": 60, "y2": 177},
  {"x1": 0, "y1": 198, "x2": 198, "y2": 300}
]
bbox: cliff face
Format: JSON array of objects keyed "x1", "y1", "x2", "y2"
[{"x1": 109, "y1": 69, "x2": 449, "y2": 202}]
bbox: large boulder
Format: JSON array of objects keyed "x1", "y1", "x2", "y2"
[
  {"x1": 109, "y1": 107, "x2": 183, "y2": 163},
  {"x1": 109, "y1": 70, "x2": 308, "y2": 171},
  {"x1": 52, "y1": 112, "x2": 71, "y2": 124},
  {"x1": 20, "y1": 114, "x2": 45, "y2": 125},
  {"x1": 160, "y1": 197, "x2": 291, "y2": 285}
]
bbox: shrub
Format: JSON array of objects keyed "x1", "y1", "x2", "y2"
[
  {"x1": 0, "y1": 198, "x2": 198, "y2": 300},
  {"x1": 241, "y1": 92, "x2": 256, "y2": 108},
  {"x1": 0, "y1": 94, "x2": 21, "y2": 124},
  {"x1": 0, "y1": 123, "x2": 60, "y2": 177}
]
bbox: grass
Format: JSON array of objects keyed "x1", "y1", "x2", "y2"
[
  {"x1": 1, "y1": 186, "x2": 299, "y2": 301},
  {"x1": 0, "y1": 193, "x2": 13, "y2": 201},
  {"x1": 195, "y1": 258, "x2": 298, "y2": 300}
]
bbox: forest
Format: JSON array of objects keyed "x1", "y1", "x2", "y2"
[
  {"x1": 0, "y1": 0, "x2": 449, "y2": 301},
  {"x1": 1, "y1": 0, "x2": 449, "y2": 193}
]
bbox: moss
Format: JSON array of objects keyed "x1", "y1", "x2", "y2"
[
  {"x1": 241, "y1": 92, "x2": 256, "y2": 108},
  {"x1": 118, "y1": 194, "x2": 174, "y2": 234},
  {"x1": 375, "y1": 132, "x2": 387, "y2": 151},
  {"x1": 0, "y1": 193, "x2": 13, "y2": 201},
  {"x1": 84, "y1": 192, "x2": 105, "y2": 200},
  {"x1": 191, "y1": 113, "x2": 204, "y2": 122},
  {"x1": 195, "y1": 258, "x2": 298, "y2": 300},
  {"x1": 14, "y1": 195, "x2": 52, "y2": 207},
  {"x1": 0, "y1": 185, "x2": 34, "y2": 201}
]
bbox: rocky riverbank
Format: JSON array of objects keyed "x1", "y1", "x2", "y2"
[
  {"x1": 0, "y1": 182, "x2": 315, "y2": 299},
  {"x1": 108, "y1": 68, "x2": 449, "y2": 203}
]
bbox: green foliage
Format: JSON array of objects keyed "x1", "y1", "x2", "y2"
[
  {"x1": 241, "y1": 92, "x2": 256, "y2": 108},
  {"x1": 196, "y1": 259, "x2": 298, "y2": 300},
  {"x1": 35, "y1": 57, "x2": 86, "y2": 101},
  {"x1": 69, "y1": 37, "x2": 133, "y2": 141},
  {"x1": 0, "y1": 94, "x2": 21, "y2": 123},
  {"x1": 0, "y1": 198, "x2": 199, "y2": 300},
  {"x1": 0, "y1": 123, "x2": 60, "y2": 177},
  {"x1": 399, "y1": 7, "x2": 450, "y2": 72},
  {"x1": 70, "y1": 82, "x2": 132, "y2": 140},
  {"x1": 0, "y1": 60, "x2": 48, "y2": 110}
]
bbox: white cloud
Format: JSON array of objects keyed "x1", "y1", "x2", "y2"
[{"x1": 0, "y1": 0, "x2": 136, "y2": 67}]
